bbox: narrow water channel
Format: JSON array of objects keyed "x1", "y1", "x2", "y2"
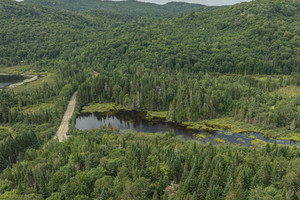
[
  {"x1": 0, "y1": 73, "x2": 39, "y2": 89},
  {"x1": 75, "y1": 111, "x2": 300, "y2": 147},
  {"x1": 0, "y1": 74, "x2": 25, "y2": 88}
]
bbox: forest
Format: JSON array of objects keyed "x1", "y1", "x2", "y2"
[
  {"x1": 0, "y1": 0, "x2": 300, "y2": 199},
  {"x1": 1, "y1": 0, "x2": 299, "y2": 74},
  {"x1": 25, "y1": 0, "x2": 216, "y2": 15},
  {"x1": 1, "y1": 129, "x2": 300, "y2": 200}
]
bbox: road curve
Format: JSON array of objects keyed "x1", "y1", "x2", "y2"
[{"x1": 55, "y1": 91, "x2": 77, "y2": 142}]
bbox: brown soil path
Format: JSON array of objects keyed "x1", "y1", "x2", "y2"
[{"x1": 55, "y1": 91, "x2": 77, "y2": 142}]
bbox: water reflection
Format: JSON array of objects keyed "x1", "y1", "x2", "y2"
[{"x1": 75, "y1": 111, "x2": 300, "y2": 147}]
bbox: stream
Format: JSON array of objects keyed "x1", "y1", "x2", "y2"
[{"x1": 0, "y1": 73, "x2": 39, "y2": 89}]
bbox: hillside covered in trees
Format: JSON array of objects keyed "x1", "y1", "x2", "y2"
[
  {"x1": 81, "y1": 0, "x2": 299, "y2": 75},
  {"x1": 1, "y1": 0, "x2": 299, "y2": 74},
  {"x1": 24, "y1": 0, "x2": 214, "y2": 15},
  {"x1": 0, "y1": 0, "x2": 300, "y2": 199},
  {"x1": 0, "y1": 0, "x2": 299, "y2": 135}
]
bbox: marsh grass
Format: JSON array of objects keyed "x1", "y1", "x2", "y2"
[
  {"x1": 81, "y1": 103, "x2": 130, "y2": 113},
  {"x1": 0, "y1": 65, "x2": 56, "y2": 93}
]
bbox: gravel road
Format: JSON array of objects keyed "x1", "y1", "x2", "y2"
[{"x1": 55, "y1": 92, "x2": 77, "y2": 142}]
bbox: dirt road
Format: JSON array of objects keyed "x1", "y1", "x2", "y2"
[{"x1": 55, "y1": 91, "x2": 77, "y2": 142}]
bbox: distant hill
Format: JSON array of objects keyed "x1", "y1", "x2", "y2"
[
  {"x1": 162, "y1": 1, "x2": 215, "y2": 12},
  {"x1": 1, "y1": 0, "x2": 299, "y2": 74},
  {"x1": 24, "y1": 0, "x2": 216, "y2": 17},
  {"x1": 78, "y1": 0, "x2": 299, "y2": 74}
]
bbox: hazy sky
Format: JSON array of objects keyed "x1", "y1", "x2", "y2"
[{"x1": 139, "y1": 0, "x2": 253, "y2": 6}]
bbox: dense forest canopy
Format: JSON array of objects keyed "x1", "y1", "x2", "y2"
[
  {"x1": 0, "y1": 0, "x2": 299, "y2": 130},
  {"x1": 82, "y1": 0, "x2": 299, "y2": 74},
  {"x1": 0, "y1": 0, "x2": 300, "y2": 199},
  {"x1": 1, "y1": 0, "x2": 299, "y2": 74},
  {"x1": 0, "y1": 0, "x2": 126, "y2": 69},
  {"x1": 24, "y1": 0, "x2": 214, "y2": 15},
  {"x1": 1, "y1": 129, "x2": 300, "y2": 199}
]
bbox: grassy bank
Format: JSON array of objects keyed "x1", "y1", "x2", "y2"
[
  {"x1": 145, "y1": 111, "x2": 168, "y2": 120},
  {"x1": 81, "y1": 103, "x2": 130, "y2": 113},
  {"x1": 181, "y1": 117, "x2": 300, "y2": 142},
  {"x1": 0, "y1": 65, "x2": 56, "y2": 93}
]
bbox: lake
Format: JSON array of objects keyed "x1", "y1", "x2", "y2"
[{"x1": 75, "y1": 111, "x2": 300, "y2": 147}]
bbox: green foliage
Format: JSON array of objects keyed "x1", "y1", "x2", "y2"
[
  {"x1": 0, "y1": 130, "x2": 39, "y2": 171},
  {"x1": 76, "y1": 0, "x2": 299, "y2": 75},
  {"x1": 77, "y1": 72, "x2": 300, "y2": 138},
  {"x1": 25, "y1": 0, "x2": 213, "y2": 16},
  {"x1": 146, "y1": 111, "x2": 168, "y2": 120},
  {"x1": 0, "y1": 1, "x2": 299, "y2": 199},
  {"x1": 1, "y1": 0, "x2": 299, "y2": 74},
  {"x1": 249, "y1": 186, "x2": 283, "y2": 200},
  {"x1": 0, "y1": 190, "x2": 43, "y2": 200},
  {"x1": 214, "y1": 138, "x2": 226, "y2": 144},
  {"x1": 251, "y1": 139, "x2": 268, "y2": 148},
  {"x1": 0, "y1": 1, "x2": 123, "y2": 68},
  {"x1": 81, "y1": 103, "x2": 129, "y2": 113},
  {"x1": 0, "y1": 127, "x2": 12, "y2": 141},
  {"x1": 0, "y1": 129, "x2": 299, "y2": 199}
]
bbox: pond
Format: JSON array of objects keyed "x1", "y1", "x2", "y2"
[
  {"x1": 75, "y1": 111, "x2": 300, "y2": 147},
  {"x1": 0, "y1": 73, "x2": 39, "y2": 89}
]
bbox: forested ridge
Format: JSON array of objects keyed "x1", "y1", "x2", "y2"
[
  {"x1": 0, "y1": 0, "x2": 300, "y2": 199},
  {"x1": 1, "y1": 0, "x2": 299, "y2": 74},
  {"x1": 24, "y1": 0, "x2": 215, "y2": 15},
  {"x1": 81, "y1": 0, "x2": 299, "y2": 75}
]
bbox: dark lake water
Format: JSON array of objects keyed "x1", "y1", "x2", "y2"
[
  {"x1": 75, "y1": 111, "x2": 300, "y2": 147},
  {"x1": 0, "y1": 74, "x2": 26, "y2": 89}
]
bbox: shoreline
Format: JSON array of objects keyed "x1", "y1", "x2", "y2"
[{"x1": 79, "y1": 103, "x2": 300, "y2": 143}]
